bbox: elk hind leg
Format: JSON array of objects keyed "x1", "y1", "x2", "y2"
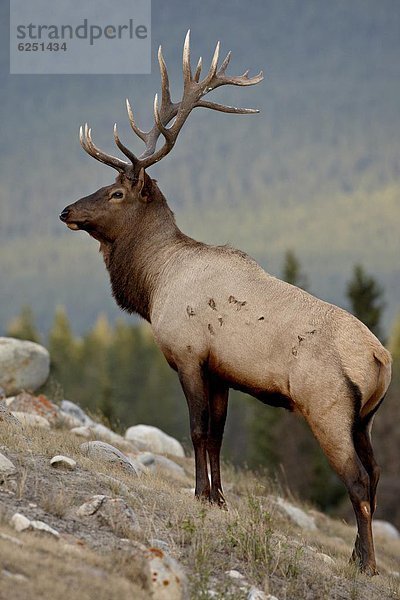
[
  {"x1": 353, "y1": 415, "x2": 380, "y2": 517},
  {"x1": 304, "y1": 406, "x2": 377, "y2": 575}
]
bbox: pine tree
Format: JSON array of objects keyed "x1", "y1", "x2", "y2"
[
  {"x1": 346, "y1": 264, "x2": 384, "y2": 339},
  {"x1": 282, "y1": 250, "x2": 309, "y2": 290},
  {"x1": 6, "y1": 305, "x2": 41, "y2": 343},
  {"x1": 47, "y1": 306, "x2": 82, "y2": 399}
]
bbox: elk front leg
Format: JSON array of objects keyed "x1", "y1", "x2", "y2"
[
  {"x1": 179, "y1": 366, "x2": 210, "y2": 501},
  {"x1": 208, "y1": 378, "x2": 229, "y2": 508}
]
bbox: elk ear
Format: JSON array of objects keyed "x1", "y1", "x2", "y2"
[{"x1": 135, "y1": 167, "x2": 150, "y2": 203}]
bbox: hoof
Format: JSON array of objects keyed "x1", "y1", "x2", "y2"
[
  {"x1": 349, "y1": 554, "x2": 378, "y2": 576},
  {"x1": 210, "y1": 490, "x2": 228, "y2": 511}
]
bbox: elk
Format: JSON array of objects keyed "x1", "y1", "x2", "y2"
[{"x1": 60, "y1": 32, "x2": 391, "y2": 575}]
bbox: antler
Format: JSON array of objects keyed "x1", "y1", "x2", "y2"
[{"x1": 80, "y1": 30, "x2": 263, "y2": 177}]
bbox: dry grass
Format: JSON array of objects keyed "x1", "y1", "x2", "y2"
[
  {"x1": 0, "y1": 523, "x2": 149, "y2": 600},
  {"x1": 0, "y1": 418, "x2": 399, "y2": 599}
]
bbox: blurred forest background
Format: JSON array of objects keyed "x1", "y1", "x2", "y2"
[{"x1": 1, "y1": 1, "x2": 399, "y2": 526}]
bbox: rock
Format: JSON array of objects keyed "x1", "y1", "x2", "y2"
[
  {"x1": 7, "y1": 392, "x2": 59, "y2": 424},
  {"x1": 226, "y1": 569, "x2": 246, "y2": 580},
  {"x1": 0, "y1": 337, "x2": 50, "y2": 396},
  {"x1": 71, "y1": 426, "x2": 92, "y2": 438},
  {"x1": 0, "y1": 401, "x2": 23, "y2": 428},
  {"x1": 125, "y1": 425, "x2": 185, "y2": 457},
  {"x1": 274, "y1": 497, "x2": 317, "y2": 531},
  {"x1": 72, "y1": 423, "x2": 128, "y2": 447},
  {"x1": 60, "y1": 399, "x2": 94, "y2": 426},
  {"x1": 11, "y1": 411, "x2": 50, "y2": 429},
  {"x1": 30, "y1": 520, "x2": 60, "y2": 538},
  {"x1": 0, "y1": 452, "x2": 16, "y2": 478},
  {"x1": 317, "y1": 552, "x2": 335, "y2": 566},
  {"x1": 248, "y1": 591, "x2": 279, "y2": 600},
  {"x1": 80, "y1": 441, "x2": 142, "y2": 475},
  {"x1": 247, "y1": 589, "x2": 267, "y2": 600},
  {"x1": 149, "y1": 539, "x2": 170, "y2": 553},
  {"x1": 91, "y1": 423, "x2": 127, "y2": 446},
  {"x1": 2, "y1": 569, "x2": 28, "y2": 582},
  {"x1": 10, "y1": 513, "x2": 31, "y2": 532},
  {"x1": 10, "y1": 512, "x2": 59, "y2": 537},
  {"x1": 136, "y1": 452, "x2": 186, "y2": 478},
  {"x1": 146, "y1": 547, "x2": 187, "y2": 599},
  {"x1": 372, "y1": 520, "x2": 400, "y2": 540},
  {"x1": 58, "y1": 411, "x2": 83, "y2": 429},
  {"x1": 50, "y1": 455, "x2": 77, "y2": 470},
  {"x1": 76, "y1": 494, "x2": 106, "y2": 517},
  {"x1": 76, "y1": 495, "x2": 141, "y2": 537}
]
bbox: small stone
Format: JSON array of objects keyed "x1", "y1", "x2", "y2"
[
  {"x1": 10, "y1": 513, "x2": 31, "y2": 532},
  {"x1": 0, "y1": 452, "x2": 16, "y2": 478},
  {"x1": 71, "y1": 426, "x2": 91, "y2": 438},
  {"x1": 76, "y1": 495, "x2": 106, "y2": 517},
  {"x1": 76, "y1": 495, "x2": 141, "y2": 537},
  {"x1": 80, "y1": 441, "x2": 141, "y2": 475},
  {"x1": 2, "y1": 569, "x2": 28, "y2": 582},
  {"x1": 11, "y1": 411, "x2": 50, "y2": 429},
  {"x1": 248, "y1": 590, "x2": 278, "y2": 600},
  {"x1": 30, "y1": 520, "x2": 60, "y2": 538},
  {"x1": 226, "y1": 569, "x2": 246, "y2": 580},
  {"x1": 50, "y1": 455, "x2": 77, "y2": 470},
  {"x1": 273, "y1": 497, "x2": 316, "y2": 531},
  {"x1": 317, "y1": 552, "x2": 335, "y2": 566}
]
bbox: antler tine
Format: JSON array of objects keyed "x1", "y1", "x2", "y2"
[
  {"x1": 80, "y1": 123, "x2": 128, "y2": 171},
  {"x1": 126, "y1": 99, "x2": 147, "y2": 143},
  {"x1": 113, "y1": 124, "x2": 139, "y2": 164},
  {"x1": 158, "y1": 46, "x2": 172, "y2": 109},
  {"x1": 182, "y1": 29, "x2": 192, "y2": 87},
  {"x1": 153, "y1": 94, "x2": 174, "y2": 144},
  {"x1": 196, "y1": 100, "x2": 259, "y2": 114},
  {"x1": 194, "y1": 57, "x2": 202, "y2": 82},
  {"x1": 218, "y1": 69, "x2": 264, "y2": 87},
  {"x1": 203, "y1": 41, "x2": 220, "y2": 85},
  {"x1": 217, "y1": 51, "x2": 231, "y2": 77}
]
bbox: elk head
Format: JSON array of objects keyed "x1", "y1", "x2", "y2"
[{"x1": 60, "y1": 31, "x2": 263, "y2": 242}]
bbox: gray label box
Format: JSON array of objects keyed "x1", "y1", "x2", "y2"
[{"x1": 10, "y1": 0, "x2": 151, "y2": 74}]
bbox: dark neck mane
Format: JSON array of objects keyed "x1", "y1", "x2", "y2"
[{"x1": 104, "y1": 182, "x2": 190, "y2": 321}]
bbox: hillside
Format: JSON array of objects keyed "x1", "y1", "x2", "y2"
[
  {"x1": 1, "y1": 399, "x2": 400, "y2": 600},
  {"x1": 1, "y1": 0, "x2": 400, "y2": 333}
]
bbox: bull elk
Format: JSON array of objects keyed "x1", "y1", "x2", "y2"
[{"x1": 60, "y1": 32, "x2": 391, "y2": 574}]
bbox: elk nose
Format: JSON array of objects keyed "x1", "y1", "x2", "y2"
[{"x1": 59, "y1": 207, "x2": 70, "y2": 222}]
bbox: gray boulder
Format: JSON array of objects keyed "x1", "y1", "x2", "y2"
[
  {"x1": 125, "y1": 424, "x2": 185, "y2": 457},
  {"x1": 136, "y1": 452, "x2": 186, "y2": 479},
  {"x1": 60, "y1": 400, "x2": 94, "y2": 426},
  {"x1": 0, "y1": 337, "x2": 50, "y2": 396},
  {"x1": 80, "y1": 441, "x2": 143, "y2": 475},
  {"x1": 372, "y1": 520, "x2": 400, "y2": 540}
]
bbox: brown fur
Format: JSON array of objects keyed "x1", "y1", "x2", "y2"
[{"x1": 61, "y1": 167, "x2": 391, "y2": 576}]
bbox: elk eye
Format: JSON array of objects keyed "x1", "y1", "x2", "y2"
[{"x1": 111, "y1": 191, "x2": 124, "y2": 199}]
